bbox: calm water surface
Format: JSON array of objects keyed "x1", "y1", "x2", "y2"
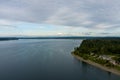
[{"x1": 0, "y1": 39, "x2": 120, "y2": 80}]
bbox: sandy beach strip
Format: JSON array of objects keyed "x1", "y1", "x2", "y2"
[{"x1": 72, "y1": 54, "x2": 120, "y2": 76}]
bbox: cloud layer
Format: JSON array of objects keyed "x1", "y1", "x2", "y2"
[{"x1": 0, "y1": 0, "x2": 120, "y2": 36}]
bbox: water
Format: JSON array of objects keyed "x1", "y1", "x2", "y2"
[{"x1": 0, "y1": 39, "x2": 120, "y2": 80}]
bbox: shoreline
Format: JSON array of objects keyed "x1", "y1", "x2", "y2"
[{"x1": 72, "y1": 53, "x2": 120, "y2": 76}]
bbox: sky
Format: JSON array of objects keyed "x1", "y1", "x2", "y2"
[{"x1": 0, "y1": 0, "x2": 120, "y2": 37}]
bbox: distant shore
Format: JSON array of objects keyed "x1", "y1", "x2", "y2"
[
  {"x1": 0, "y1": 39, "x2": 18, "y2": 41},
  {"x1": 0, "y1": 38, "x2": 19, "y2": 41},
  {"x1": 72, "y1": 53, "x2": 120, "y2": 76}
]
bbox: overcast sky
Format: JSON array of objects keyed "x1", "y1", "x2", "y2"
[{"x1": 0, "y1": 0, "x2": 120, "y2": 37}]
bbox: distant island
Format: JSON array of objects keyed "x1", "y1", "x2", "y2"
[{"x1": 72, "y1": 39, "x2": 120, "y2": 75}]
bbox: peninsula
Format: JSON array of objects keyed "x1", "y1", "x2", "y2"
[{"x1": 72, "y1": 39, "x2": 120, "y2": 75}]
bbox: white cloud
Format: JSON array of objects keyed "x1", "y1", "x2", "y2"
[{"x1": 57, "y1": 33, "x2": 63, "y2": 35}]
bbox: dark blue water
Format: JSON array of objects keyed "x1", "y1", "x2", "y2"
[{"x1": 0, "y1": 39, "x2": 120, "y2": 80}]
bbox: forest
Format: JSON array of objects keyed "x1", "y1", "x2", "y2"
[
  {"x1": 74, "y1": 39, "x2": 120, "y2": 55},
  {"x1": 72, "y1": 39, "x2": 120, "y2": 69}
]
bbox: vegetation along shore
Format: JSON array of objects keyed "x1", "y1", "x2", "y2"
[{"x1": 72, "y1": 39, "x2": 120, "y2": 75}]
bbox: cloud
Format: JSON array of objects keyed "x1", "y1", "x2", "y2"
[
  {"x1": 94, "y1": 23, "x2": 120, "y2": 29},
  {"x1": 45, "y1": 7, "x2": 92, "y2": 27},
  {"x1": 57, "y1": 33, "x2": 63, "y2": 35},
  {"x1": 0, "y1": 25, "x2": 17, "y2": 28},
  {"x1": 0, "y1": 19, "x2": 18, "y2": 28},
  {"x1": 0, "y1": 0, "x2": 120, "y2": 30}
]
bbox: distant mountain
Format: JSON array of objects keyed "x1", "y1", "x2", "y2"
[{"x1": 0, "y1": 36, "x2": 120, "y2": 41}]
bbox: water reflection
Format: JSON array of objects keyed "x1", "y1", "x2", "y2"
[{"x1": 107, "y1": 71, "x2": 111, "y2": 80}]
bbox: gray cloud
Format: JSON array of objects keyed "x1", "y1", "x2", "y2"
[
  {"x1": 0, "y1": 0, "x2": 120, "y2": 30},
  {"x1": 0, "y1": 25, "x2": 16, "y2": 28},
  {"x1": 45, "y1": 7, "x2": 92, "y2": 27},
  {"x1": 0, "y1": 19, "x2": 18, "y2": 28}
]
